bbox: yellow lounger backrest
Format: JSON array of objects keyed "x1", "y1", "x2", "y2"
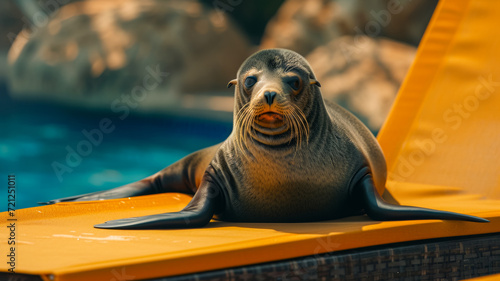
[{"x1": 378, "y1": 0, "x2": 500, "y2": 202}]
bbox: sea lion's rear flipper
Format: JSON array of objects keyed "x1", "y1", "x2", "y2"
[
  {"x1": 94, "y1": 177, "x2": 222, "y2": 229},
  {"x1": 354, "y1": 173, "x2": 489, "y2": 223},
  {"x1": 39, "y1": 181, "x2": 153, "y2": 205},
  {"x1": 41, "y1": 144, "x2": 222, "y2": 205}
]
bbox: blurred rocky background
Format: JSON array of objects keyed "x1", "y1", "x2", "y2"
[{"x1": 1, "y1": 0, "x2": 438, "y2": 132}]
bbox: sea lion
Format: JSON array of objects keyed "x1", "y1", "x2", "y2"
[{"x1": 45, "y1": 49, "x2": 488, "y2": 228}]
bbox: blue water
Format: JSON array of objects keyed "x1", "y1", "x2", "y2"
[{"x1": 0, "y1": 93, "x2": 232, "y2": 211}]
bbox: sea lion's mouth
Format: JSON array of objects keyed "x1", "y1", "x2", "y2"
[
  {"x1": 255, "y1": 112, "x2": 284, "y2": 129},
  {"x1": 253, "y1": 112, "x2": 288, "y2": 135},
  {"x1": 258, "y1": 112, "x2": 283, "y2": 122}
]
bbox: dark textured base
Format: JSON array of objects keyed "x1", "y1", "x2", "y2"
[{"x1": 155, "y1": 232, "x2": 500, "y2": 281}]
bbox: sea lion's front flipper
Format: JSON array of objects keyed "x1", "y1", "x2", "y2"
[
  {"x1": 94, "y1": 175, "x2": 222, "y2": 229},
  {"x1": 354, "y1": 172, "x2": 489, "y2": 223}
]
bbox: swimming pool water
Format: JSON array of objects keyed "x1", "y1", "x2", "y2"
[{"x1": 0, "y1": 98, "x2": 232, "y2": 211}]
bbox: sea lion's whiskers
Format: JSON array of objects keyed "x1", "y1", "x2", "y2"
[
  {"x1": 282, "y1": 114, "x2": 293, "y2": 145},
  {"x1": 243, "y1": 106, "x2": 254, "y2": 151},
  {"x1": 235, "y1": 104, "x2": 253, "y2": 154},
  {"x1": 291, "y1": 103, "x2": 310, "y2": 145},
  {"x1": 288, "y1": 110, "x2": 300, "y2": 148},
  {"x1": 294, "y1": 111, "x2": 305, "y2": 149},
  {"x1": 280, "y1": 103, "x2": 309, "y2": 150},
  {"x1": 279, "y1": 106, "x2": 302, "y2": 157}
]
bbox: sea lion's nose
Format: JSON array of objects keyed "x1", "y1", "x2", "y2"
[{"x1": 264, "y1": 91, "x2": 277, "y2": 105}]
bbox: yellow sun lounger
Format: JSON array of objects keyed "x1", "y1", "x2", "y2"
[{"x1": 1, "y1": 0, "x2": 499, "y2": 280}]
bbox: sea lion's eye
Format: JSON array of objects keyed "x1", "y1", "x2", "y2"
[
  {"x1": 287, "y1": 76, "x2": 301, "y2": 91},
  {"x1": 244, "y1": 76, "x2": 257, "y2": 88}
]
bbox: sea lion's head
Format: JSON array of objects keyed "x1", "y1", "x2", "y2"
[{"x1": 228, "y1": 49, "x2": 321, "y2": 152}]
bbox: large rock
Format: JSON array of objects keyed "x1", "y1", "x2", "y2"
[
  {"x1": 261, "y1": 0, "x2": 436, "y2": 56},
  {"x1": 7, "y1": 0, "x2": 251, "y2": 116},
  {"x1": 307, "y1": 35, "x2": 416, "y2": 133}
]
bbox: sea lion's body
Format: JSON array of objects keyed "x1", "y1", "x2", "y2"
[
  {"x1": 212, "y1": 100, "x2": 384, "y2": 222},
  {"x1": 46, "y1": 49, "x2": 487, "y2": 228}
]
